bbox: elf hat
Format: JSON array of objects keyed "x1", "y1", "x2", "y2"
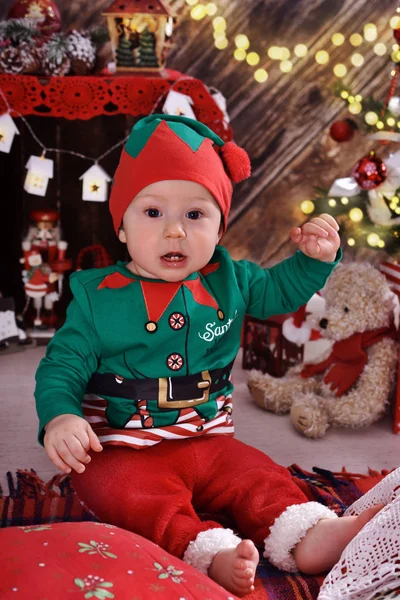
[{"x1": 109, "y1": 114, "x2": 251, "y2": 235}]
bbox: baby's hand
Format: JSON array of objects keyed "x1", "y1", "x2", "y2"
[
  {"x1": 44, "y1": 414, "x2": 103, "y2": 474},
  {"x1": 290, "y1": 213, "x2": 340, "y2": 262}
]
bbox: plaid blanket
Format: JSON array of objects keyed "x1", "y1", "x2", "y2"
[{"x1": 0, "y1": 465, "x2": 388, "y2": 600}]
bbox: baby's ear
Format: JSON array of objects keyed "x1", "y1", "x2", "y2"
[{"x1": 118, "y1": 227, "x2": 127, "y2": 244}]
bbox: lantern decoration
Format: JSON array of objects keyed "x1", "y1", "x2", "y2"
[
  {"x1": 79, "y1": 164, "x2": 111, "y2": 202},
  {"x1": 102, "y1": 0, "x2": 175, "y2": 72},
  {"x1": 24, "y1": 154, "x2": 54, "y2": 196},
  {"x1": 0, "y1": 113, "x2": 19, "y2": 153},
  {"x1": 162, "y1": 90, "x2": 196, "y2": 119}
]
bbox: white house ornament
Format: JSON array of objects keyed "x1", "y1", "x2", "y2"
[
  {"x1": 0, "y1": 113, "x2": 19, "y2": 154},
  {"x1": 24, "y1": 155, "x2": 54, "y2": 196},
  {"x1": 79, "y1": 164, "x2": 112, "y2": 202},
  {"x1": 162, "y1": 90, "x2": 197, "y2": 119}
]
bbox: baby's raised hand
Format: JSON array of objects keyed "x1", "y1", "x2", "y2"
[
  {"x1": 44, "y1": 414, "x2": 103, "y2": 474},
  {"x1": 290, "y1": 213, "x2": 340, "y2": 262}
]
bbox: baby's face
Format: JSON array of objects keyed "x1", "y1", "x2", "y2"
[{"x1": 119, "y1": 180, "x2": 222, "y2": 281}]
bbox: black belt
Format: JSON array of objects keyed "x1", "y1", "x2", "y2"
[{"x1": 86, "y1": 361, "x2": 234, "y2": 410}]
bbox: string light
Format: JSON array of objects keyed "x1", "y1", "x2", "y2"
[
  {"x1": 349, "y1": 208, "x2": 363, "y2": 222},
  {"x1": 376, "y1": 120, "x2": 385, "y2": 129},
  {"x1": 280, "y1": 60, "x2": 293, "y2": 73},
  {"x1": 268, "y1": 46, "x2": 282, "y2": 60},
  {"x1": 215, "y1": 37, "x2": 228, "y2": 49},
  {"x1": 348, "y1": 101, "x2": 362, "y2": 114},
  {"x1": 190, "y1": 5, "x2": 393, "y2": 87},
  {"x1": 190, "y1": 5, "x2": 207, "y2": 20},
  {"x1": 280, "y1": 47, "x2": 291, "y2": 60},
  {"x1": 301, "y1": 200, "x2": 315, "y2": 214},
  {"x1": 333, "y1": 63, "x2": 347, "y2": 77},
  {"x1": 390, "y1": 16, "x2": 400, "y2": 29},
  {"x1": 234, "y1": 48, "x2": 246, "y2": 61},
  {"x1": 212, "y1": 16, "x2": 226, "y2": 32},
  {"x1": 351, "y1": 53, "x2": 365, "y2": 67},
  {"x1": 365, "y1": 111, "x2": 379, "y2": 125},
  {"x1": 367, "y1": 233, "x2": 380, "y2": 246},
  {"x1": 387, "y1": 116, "x2": 396, "y2": 127},
  {"x1": 363, "y1": 23, "x2": 377, "y2": 42},
  {"x1": 315, "y1": 50, "x2": 329, "y2": 64},
  {"x1": 235, "y1": 34, "x2": 250, "y2": 49},
  {"x1": 349, "y1": 33, "x2": 363, "y2": 46},
  {"x1": 332, "y1": 33, "x2": 345, "y2": 46},
  {"x1": 328, "y1": 199, "x2": 337, "y2": 207},
  {"x1": 0, "y1": 77, "x2": 191, "y2": 200},
  {"x1": 205, "y1": 3, "x2": 218, "y2": 16},
  {"x1": 347, "y1": 238, "x2": 356, "y2": 246},
  {"x1": 246, "y1": 52, "x2": 260, "y2": 65},
  {"x1": 254, "y1": 68, "x2": 268, "y2": 83},
  {"x1": 294, "y1": 44, "x2": 308, "y2": 57},
  {"x1": 374, "y1": 42, "x2": 387, "y2": 56},
  {"x1": 341, "y1": 197, "x2": 349, "y2": 204}
]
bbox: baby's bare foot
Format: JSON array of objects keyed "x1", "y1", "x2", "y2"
[
  {"x1": 294, "y1": 504, "x2": 384, "y2": 574},
  {"x1": 208, "y1": 539, "x2": 259, "y2": 597}
]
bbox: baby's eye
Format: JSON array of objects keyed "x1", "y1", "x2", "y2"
[
  {"x1": 187, "y1": 210, "x2": 202, "y2": 220},
  {"x1": 145, "y1": 208, "x2": 161, "y2": 218},
  {"x1": 344, "y1": 307, "x2": 350, "y2": 313}
]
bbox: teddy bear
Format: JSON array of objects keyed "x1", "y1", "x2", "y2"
[{"x1": 247, "y1": 262, "x2": 399, "y2": 438}]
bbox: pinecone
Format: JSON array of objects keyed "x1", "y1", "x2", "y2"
[
  {"x1": 67, "y1": 30, "x2": 96, "y2": 75},
  {"x1": 19, "y1": 41, "x2": 43, "y2": 74},
  {"x1": 42, "y1": 35, "x2": 71, "y2": 77},
  {"x1": 0, "y1": 44, "x2": 25, "y2": 74},
  {"x1": 0, "y1": 18, "x2": 39, "y2": 44}
]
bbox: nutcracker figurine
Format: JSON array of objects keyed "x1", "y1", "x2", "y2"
[
  {"x1": 24, "y1": 210, "x2": 61, "y2": 263},
  {"x1": 20, "y1": 248, "x2": 59, "y2": 327},
  {"x1": 21, "y1": 210, "x2": 72, "y2": 330}
]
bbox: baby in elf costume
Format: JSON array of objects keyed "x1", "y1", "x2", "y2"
[{"x1": 35, "y1": 115, "x2": 381, "y2": 597}]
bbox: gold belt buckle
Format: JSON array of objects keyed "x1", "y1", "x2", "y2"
[{"x1": 158, "y1": 370, "x2": 211, "y2": 409}]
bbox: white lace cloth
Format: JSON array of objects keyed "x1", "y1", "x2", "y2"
[{"x1": 318, "y1": 467, "x2": 400, "y2": 600}]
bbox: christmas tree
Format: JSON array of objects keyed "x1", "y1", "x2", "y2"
[
  {"x1": 138, "y1": 27, "x2": 158, "y2": 68},
  {"x1": 116, "y1": 36, "x2": 135, "y2": 68},
  {"x1": 301, "y1": 18, "x2": 400, "y2": 256}
]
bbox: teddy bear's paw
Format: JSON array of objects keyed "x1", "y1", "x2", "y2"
[
  {"x1": 247, "y1": 379, "x2": 293, "y2": 414},
  {"x1": 290, "y1": 395, "x2": 329, "y2": 438}
]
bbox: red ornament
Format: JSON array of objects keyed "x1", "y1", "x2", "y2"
[
  {"x1": 7, "y1": 0, "x2": 61, "y2": 36},
  {"x1": 352, "y1": 152, "x2": 387, "y2": 190},
  {"x1": 329, "y1": 119, "x2": 356, "y2": 142}
]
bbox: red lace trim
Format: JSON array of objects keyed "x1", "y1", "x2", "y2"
[{"x1": 0, "y1": 71, "x2": 232, "y2": 140}]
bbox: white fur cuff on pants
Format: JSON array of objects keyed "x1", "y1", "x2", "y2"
[
  {"x1": 264, "y1": 502, "x2": 338, "y2": 572},
  {"x1": 183, "y1": 528, "x2": 241, "y2": 575}
]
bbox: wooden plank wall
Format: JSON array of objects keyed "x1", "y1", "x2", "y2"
[{"x1": 1, "y1": 0, "x2": 398, "y2": 308}]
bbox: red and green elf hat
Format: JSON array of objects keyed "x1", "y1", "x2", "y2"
[{"x1": 109, "y1": 114, "x2": 251, "y2": 235}]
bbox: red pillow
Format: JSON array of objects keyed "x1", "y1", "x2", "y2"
[{"x1": 0, "y1": 521, "x2": 239, "y2": 600}]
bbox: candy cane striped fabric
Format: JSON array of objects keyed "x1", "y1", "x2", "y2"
[
  {"x1": 380, "y1": 261, "x2": 400, "y2": 296},
  {"x1": 82, "y1": 394, "x2": 234, "y2": 449}
]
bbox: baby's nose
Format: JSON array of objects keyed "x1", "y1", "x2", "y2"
[{"x1": 164, "y1": 221, "x2": 186, "y2": 238}]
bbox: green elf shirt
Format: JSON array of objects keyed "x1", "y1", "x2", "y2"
[{"x1": 35, "y1": 245, "x2": 341, "y2": 448}]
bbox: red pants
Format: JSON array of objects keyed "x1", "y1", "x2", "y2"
[{"x1": 71, "y1": 436, "x2": 308, "y2": 559}]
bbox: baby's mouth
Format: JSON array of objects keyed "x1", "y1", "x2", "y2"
[{"x1": 162, "y1": 253, "x2": 186, "y2": 263}]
